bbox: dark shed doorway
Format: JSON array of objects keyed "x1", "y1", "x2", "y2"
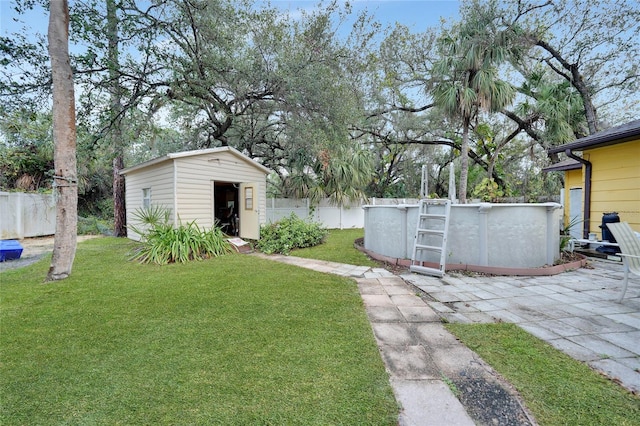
[{"x1": 214, "y1": 182, "x2": 239, "y2": 236}]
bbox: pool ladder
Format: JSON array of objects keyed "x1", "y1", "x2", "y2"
[{"x1": 410, "y1": 199, "x2": 451, "y2": 277}]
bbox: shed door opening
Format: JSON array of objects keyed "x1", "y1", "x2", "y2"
[{"x1": 213, "y1": 182, "x2": 238, "y2": 236}]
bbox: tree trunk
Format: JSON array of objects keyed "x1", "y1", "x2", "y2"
[
  {"x1": 487, "y1": 156, "x2": 495, "y2": 182},
  {"x1": 46, "y1": 0, "x2": 78, "y2": 281},
  {"x1": 113, "y1": 155, "x2": 126, "y2": 236},
  {"x1": 458, "y1": 116, "x2": 470, "y2": 203},
  {"x1": 569, "y1": 63, "x2": 598, "y2": 134},
  {"x1": 107, "y1": 0, "x2": 127, "y2": 237},
  {"x1": 535, "y1": 39, "x2": 599, "y2": 134}
]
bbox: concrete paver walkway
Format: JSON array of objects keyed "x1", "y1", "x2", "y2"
[
  {"x1": 256, "y1": 253, "x2": 535, "y2": 425},
  {"x1": 401, "y1": 259, "x2": 640, "y2": 394},
  {"x1": 355, "y1": 274, "x2": 534, "y2": 426}
]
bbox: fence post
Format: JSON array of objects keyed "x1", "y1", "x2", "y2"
[
  {"x1": 477, "y1": 203, "x2": 491, "y2": 266},
  {"x1": 16, "y1": 192, "x2": 24, "y2": 239}
]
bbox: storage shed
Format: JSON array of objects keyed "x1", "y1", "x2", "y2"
[{"x1": 120, "y1": 147, "x2": 271, "y2": 241}]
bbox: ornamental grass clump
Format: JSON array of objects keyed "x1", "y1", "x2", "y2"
[
  {"x1": 257, "y1": 213, "x2": 327, "y2": 255},
  {"x1": 128, "y1": 207, "x2": 232, "y2": 264}
]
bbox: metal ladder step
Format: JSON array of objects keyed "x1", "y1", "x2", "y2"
[
  {"x1": 410, "y1": 198, "x2": 451, "y2": 278},
  {"x1": 416, "y1": 229, "x2": 445, "y2": 235},
  {"x1": 420, "y1": 214, "x2": 447, "y2": 219},
  {"x1": 409, "y1": 265, "x2": 445, "y2": 278},
  {"x1": 414, "y1": 244, "x2": 443, "y2": 252}
]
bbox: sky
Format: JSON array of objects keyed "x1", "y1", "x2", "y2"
[
  {"x1": 1, "y1": 0, "x2": 461, "y2": 40},
  {"x1": 269, "y1": 0, "x2": 461, "y2": 30}
]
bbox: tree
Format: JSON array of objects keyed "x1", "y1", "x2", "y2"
[
  {"x1": 351, "y1": 25, "x2": 449, "y2": 197},
  {"x1": 105, "y1": 0, "x2": 126, "y2": 236},
  {"x1": 151, "y1": 0, "x2": 374, "y2": 203},
  {"x1": 507, "y1": 68, "x2": 586, "y2": 152},
  {"x1": 0, "y1": 109, "x2": 54, "y2": 190},
  {"x1": 7, "y1": 0, "x2": 639, "y2": 217},
  {"x1": 146, "y1": 0, "x2": 283, "y2": 148},
  {"x1": 47, "y1": 0, "x2": 78, "y2": 281},
  {"x1": 3, "y1": 0, "x2": 169, "y2": 229},
  {"x1": 275, "y1": 142, "x2": 372, "y2": 205},
  {"x1": 431, "y1": 2, "x2": 516, "y2": 202},
  {"x1": 515, "y1": 0, "x2": 640, "y2": 132},
  {"x1": 70, "y1": 0, "x2": 166, "y2": 235}
]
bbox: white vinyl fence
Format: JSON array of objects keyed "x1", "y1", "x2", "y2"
[
  {"x1": 265, "y1": 198, "x2": 421, "y2": 229},
  {"x1": 0, "y1": 192, "x2": 56, "y2": 239}
]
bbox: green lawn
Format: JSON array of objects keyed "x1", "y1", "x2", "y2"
[
  {"x1": 294, "y1": 229, "x2": 640, "y2": 425},
  {"x1": 291, "y1": 228, "x2": 378, "y2": 267},
  {"x1": 446, "y1": 323, "x2": 640, "y2": 426},
  {"x1": 0, "y1": 238, "x2": 397, "y2": 425}
]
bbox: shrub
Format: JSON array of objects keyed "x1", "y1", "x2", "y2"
[
  {"x1": 472, "y1": 178, "x2": 504, "y2": 202},
  {"x1": 257, "y1": 213, "x2": 328, "y2": 255},
  {"x1": 78, "y1": 215, "x2": 113, "y2": 235},
  {"x1": 130, "y1": 205, "x2": 171, "y2": 228},
  {"x1": 128, "y1": 207, "x2": 232, "y2": 264}
]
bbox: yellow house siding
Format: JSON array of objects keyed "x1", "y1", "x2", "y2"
[
  {"x1": 174, "y1": 151, "x2": 268, "y2": 228},
  {"x1": 586, "y1": 140, "x2": 640, "y2": 232}
]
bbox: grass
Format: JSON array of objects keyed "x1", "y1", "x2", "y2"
[
  {"x1": 446, "y1": 323, "x2": 640, "y2": 426},
  {"x1": 0, "y1": 238, "x2": 397, "y2": 425},
  {"x1": 291, "y1": 228, "x2": 378, "y2": 267},
  {"x1": 293, "y1": 229, "x2": 640, "y2": 425}
]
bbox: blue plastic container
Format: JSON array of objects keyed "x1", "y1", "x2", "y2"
[{"x1": 0, "y1": 240, "x2": 23, "y2": 262}]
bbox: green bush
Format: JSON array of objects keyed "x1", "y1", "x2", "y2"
[
  {"x1": 472, "y1": 178, "x2": 504, "y2": 202},
  {"x1": 257, "y1": 213, "x2": 328, "y2": 255},
  {"x1": 128, "y1": 207, "x2": 232, "y2": 264},
  {"x1": 78, "y1": 215, "x2": 113, "y2": 235}
]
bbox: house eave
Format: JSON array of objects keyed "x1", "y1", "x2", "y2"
[
  {"x1": 548, "y1": 119, "x2": 640, "y2": 154},
  {"x1": 542, "y1": 158, "x2": 582, "y2": 172}
]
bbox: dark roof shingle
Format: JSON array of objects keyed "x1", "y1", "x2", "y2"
[{"x1": 548, "y1": 119, "x2": 640, "y2": 154}]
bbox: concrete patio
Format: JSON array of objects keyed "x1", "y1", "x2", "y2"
[{"x1": 401, "y1": 258, "x2": 640, "y2": 394}]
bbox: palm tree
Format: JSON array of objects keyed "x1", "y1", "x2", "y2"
[
  {"x1": 276, "y1": 143, "x2": 372, "y2": 206},
  {"x1": 516, "y1": 69, "x2": 587, "y2": 144},
  {"x1": 312, "y1": 144, "x2": 372, "y2": 206},
  {"x1": 431, "y1": 10, "x2": 515, "y2": 203}
]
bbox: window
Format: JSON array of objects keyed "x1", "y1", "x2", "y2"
[
  {"x1": 244, "y1": 187, "x2": 253, "y2": 210},
  {"x1": 142, "y1": 188, "x2": 151, "y2": 209}
]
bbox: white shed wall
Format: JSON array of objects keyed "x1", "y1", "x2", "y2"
[
  {"x1": 124, "y1": 161, "x2": 175, "y2": 240},
  {"x1": 175, "y1": 151, "x2": 267, "y2": 228}
]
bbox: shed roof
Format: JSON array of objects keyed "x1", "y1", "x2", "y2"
[
  {"x1": 548, "y1": 119, "x2": 640, "y2": 154},
  {"x1": 120, "y1": 146, "x2": 271, "y2": 175}
]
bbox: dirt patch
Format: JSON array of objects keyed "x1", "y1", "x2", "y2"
[
  {"x1": 0, "y1": 235, "x2": 100, "y2": 272},
  {"x1": 453, "y1": 375, "x2": 536, "y2": 425}
]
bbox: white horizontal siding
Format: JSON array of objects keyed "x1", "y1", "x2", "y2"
[
  {"x1": 175, "y1": 151, "x2": 268, "y2": 228},
  {"x1": 124, "y1": 149, "x2": 268, "y2": 239},
  {"x1": 124, "y1": 162, "x2": 175, "y2": 240}
]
